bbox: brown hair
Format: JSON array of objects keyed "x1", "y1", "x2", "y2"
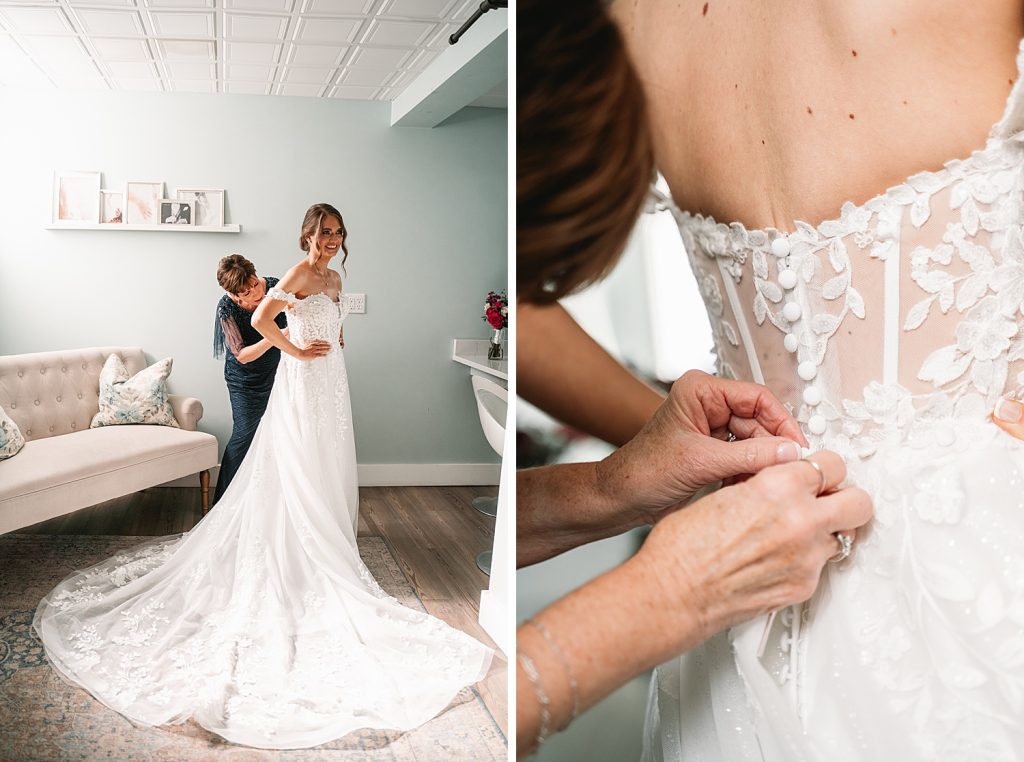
[
  {"x1": 300, "y1": 203, "x2": 349, "y2": 272},
  {"x1": 217, "y1": 253, "x2": 256, "y2": 294},
  {"x1": 517, "y1": 0, "x2": 653, "y2": 304}
]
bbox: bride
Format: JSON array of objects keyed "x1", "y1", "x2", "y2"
[
  {"x1": 32, "y1": 202, "x2": 493, "y2": 749},
  {"x1": 605, "y1": 1, "x2": 1024, "y2": 760}
]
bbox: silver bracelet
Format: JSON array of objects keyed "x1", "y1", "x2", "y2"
[
  {"x1": 526, "y1": 617, "x2": 580, "y2": 725},
  {"x1": 518, "y1": 651, "x2": 552, "y2": 747}
]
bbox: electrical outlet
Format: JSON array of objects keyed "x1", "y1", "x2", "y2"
[{"x1": 345, "y1": 293, "x2": 366, "y2": 314}]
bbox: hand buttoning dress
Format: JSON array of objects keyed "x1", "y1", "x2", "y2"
[
  {"x1": 642, "y1": 37, "x2": 1024, "y2": 762},
  {"x1": 33, "y1": 287, "x2": 493, "y2": 750}
]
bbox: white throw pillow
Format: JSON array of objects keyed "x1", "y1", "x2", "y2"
[
  {"x1": 0, "y1": 405, "x2": 25, "y2": 460},
  {"x1": 90, "y1": 354, "x2": 180, "y2": 429}
]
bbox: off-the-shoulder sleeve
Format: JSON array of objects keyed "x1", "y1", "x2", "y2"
[{"x1": 267, "y1": 286, "x2": 299, "y2": 305}]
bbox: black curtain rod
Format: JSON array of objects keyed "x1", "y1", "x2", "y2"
[{"x1": 449, "y1": 1, "x2": 508, "y2": 45}]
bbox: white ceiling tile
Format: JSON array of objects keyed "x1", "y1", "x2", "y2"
[
  {"x1": 226, "y1": 80, "x2": 269, "y2": 94},
  {"x1": 172, "y1": 79, "x2": 216, "y2": 92},
  {"x1": 426, "y1": 21, "x2": 459, "y2": 49},
  {"x1": 0, "y1": 7, "x2": 74, "y2": 34},
  {"x1": 328, "y1": 83, "x2": 377, "y2": 99},
  {"x1": 452, "y1": 0, "x2": 479, "y2": 18},
  {"x1": 75, "y1": 9, "x2": 145, "y2": 37},
  {"x1": 379, "y1": 0, "x2": 456, "y2": 20},
  {"x1": 340, "y1": 67, "x2": 390, "y2": 87},
  {"x1": 225, "y1": 0, "x2": 294, "y2": 10},
  {"x1": 300, "y1": 0, "x2": 375, "y2": 14},
  {"x1": 156, "y1": 39, "x2": 215, "y2": 59},
  {"x1": 19, "y1": 36, "x2": 91, "y2": 67},
  {"x1": 348, "y1": 45, "x2": 407, "y2": 68},
  {"x1": 226, "y1": 62, "x2": 274, "y2": 79},
  {"x1": 105, "y1": 60, "x2": 157, "y2": 78},
  {"x1": 113, "y1": 77, "x2": 163, "y2": 92},
  {"x1": 92, "y1": 37, "x2": 151, "y2": 60},
  {"x1": 146, "y1": 0, "x2": 215, "y2": 6},
  {"x1": 0, "y1": 36, "x2": 51, "y2": 86},
  {"x1": 279, "y1": 65, "x2": 332, "y2": 84},
  {"x1": 277, "y1": 81, "x2": 323, "y2": 96},
  {"x1": 149, "y1": 12, "x2": 215, "y2": 38},
  {"x1": 294, "y1": 16, "x2": 360, "y2": 44},
  {"x1": 49, "y1": 63, "x2": 105, "y2": 84},
  {"x1": 285, "y1": 43, "x2": 346, "y2": 66},
  {"x1": 67, "y1": 0, "x2": 137, "y2": 6},
  {"x1": 224, "y1": 13, "x2": 290, "y2": 40},
  {"x1": 225, "y1": 41, "x2": 280, "y2": 63},
  {"x1": 404, "y1": 47, "x2": 435, "y2": 69},
  {"x1": 166, "y1": 60, "x2": 215, "y2": 78},
  {"x1": 386, "y1": 67, "x2": 414, "y2": 89},
  {"x1": 362, "y1": 18, "x2": 433, "y2": 47}
]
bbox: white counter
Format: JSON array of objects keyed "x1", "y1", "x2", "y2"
[{"x1": 452, "y1": 339, "x2": 508, "y2": 382}]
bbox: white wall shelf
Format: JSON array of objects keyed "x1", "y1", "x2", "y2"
[{"x1": 46, "y1": 223, "x2": 241, "y2": 233}]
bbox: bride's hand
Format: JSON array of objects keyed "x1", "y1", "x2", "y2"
[
  {"x1": 296, "y1": 340, "x2": 332, "y2": 361},
  {"x1": 595, "y1": 370, "x2": 808, "y2": 525}
]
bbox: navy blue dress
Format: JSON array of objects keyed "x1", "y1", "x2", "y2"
[{"x1": 212, "y1": 276, "x2": 288, "y2": 504}]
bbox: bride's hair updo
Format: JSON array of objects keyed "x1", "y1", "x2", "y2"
[
  {"x1": 518, "y1": 0, "x2": 653, "y2": 304},
  {"x1": 217, "y1": 253, "x2": 257, "y2": 294},
  {"x1": 300, "y1": 203, "x2": 349, "y2": 272}
]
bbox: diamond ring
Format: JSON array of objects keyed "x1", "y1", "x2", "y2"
[{"x1": 830, "y1": 531, "x2": 853, "y2": 563}]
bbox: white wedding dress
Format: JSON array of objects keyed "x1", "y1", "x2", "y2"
[
  {"x1": 32, "y1": 287, "x2": 493, "y2": 749},
  {"x1": 642, "y1": 40, "x2": 1024, "y2": 762}
]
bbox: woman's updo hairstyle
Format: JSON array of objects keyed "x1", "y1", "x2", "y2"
[{"x1": 217, "y1": 253, "x2": 256, "y2": 294}]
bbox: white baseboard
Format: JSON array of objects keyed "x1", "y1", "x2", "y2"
[
  {"x1": 160, "y1": 463, "x2": 500, "y2": 488},
  {"x1": 357, "y1": 463, "x2": 500, "y2": 486}
]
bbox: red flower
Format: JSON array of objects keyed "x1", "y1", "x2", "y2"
[{"x1": 487, "y1": 311, "x2": 504, "y2": 328}]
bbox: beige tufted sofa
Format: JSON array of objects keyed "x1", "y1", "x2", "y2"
[{"x1": 0, "y1": 347, "x2": 219, "y2": 534}]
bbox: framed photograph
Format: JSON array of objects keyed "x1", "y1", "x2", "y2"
[
  {"x1": 124, "y1": 181, "x2": 163, "y2": 225},
  {"x1": 176, "y1": 188, "x2": 224, "y2": 227},
  {"x1": 52, "y1": 170, "x2": 101, "y2": 223},
  {"x1": 99, "y1": 191, "x2": 123, "y2": 224},
  {"x1": 159, "y1": 199, "x2": 192, "y2": 226}
]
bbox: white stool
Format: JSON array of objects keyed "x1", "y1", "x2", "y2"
[{"x1": 471, "y1": 374, "x2": 507, "y2": 575}]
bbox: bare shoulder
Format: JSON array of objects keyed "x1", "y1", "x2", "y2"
[{"x1": 272, "y1": 262, "x2": 311, "y2": 298}]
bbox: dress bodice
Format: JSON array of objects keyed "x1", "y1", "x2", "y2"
[
  {"x1": 655, "y1": 40, "x2": 1024, "y2": 460},
  {"x1": 267, "y1": 288, "x2": 347, "y2": 354}
]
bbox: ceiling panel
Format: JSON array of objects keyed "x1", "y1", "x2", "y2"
[{"x1": 0, "y1": 0, "x2": 505, "y2": 106}]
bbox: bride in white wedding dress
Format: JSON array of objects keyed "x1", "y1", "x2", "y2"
[
  {"x1": 32, "y1": 203, "x2": 493, "y2": 749},
  {"x1": 608, "y1": 1, "x2": 1024, "y2": 759}
]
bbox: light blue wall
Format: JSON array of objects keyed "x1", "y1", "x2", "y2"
[{"x1": 0, "y1": 88, "x2": 506, "y2": 465}]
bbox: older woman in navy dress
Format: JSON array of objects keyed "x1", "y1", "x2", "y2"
[{"x1": 212, "y1": 254, "x2": 329, "y2": 505}]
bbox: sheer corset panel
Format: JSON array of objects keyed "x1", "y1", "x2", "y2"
[
  {"x1": 651, "y1": 41, "x2": 1024, "y2": 460},
  {"x1": 266, "y1": 287, "x2": 347, "y2": 356}
]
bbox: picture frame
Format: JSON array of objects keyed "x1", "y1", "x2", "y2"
[
  {"x1": 52, "y1": 170, "x2": 101, "y2": 224},
  {"x1": 176, "y1": 188, "x2": 224, "y2": 228},
  {"x1": 124, "y1": 181, "x2": 163, "y2": 225},
  {"x1": 99, "y1": 190, "x2": 123, "y2": 224},
  {"x1": 158, "y1": 199, "x2": 193, "y2": 226}
]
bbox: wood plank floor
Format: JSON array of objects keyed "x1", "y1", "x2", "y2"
[{"x1": 18, "y1": 484, "x2": 507, "y2": 738}]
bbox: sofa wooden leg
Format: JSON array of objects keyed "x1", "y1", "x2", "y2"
[{"x1": 200, "y1": 470, "x2": 211, "y2": 514}]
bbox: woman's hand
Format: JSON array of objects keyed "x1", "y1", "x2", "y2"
[
  {"x1": 993, "y1": 397, "x2": 1024, "y2": 439},
  {"x1": 296, "y1": 340, "x2": 332, "y2": 361},
  {"x1": 517, "y1": 451, "x2": 873, "y2": 753},
  {"x1": 595, "y1": 369, "x2": 808, "y2": 526},
  {"x1": 636, "y1": 450, "x2": 871, "y2": 640}
]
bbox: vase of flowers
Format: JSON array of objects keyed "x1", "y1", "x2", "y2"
[{"x1": 483, "y1": 290, "x2": 508, "y2": 360}]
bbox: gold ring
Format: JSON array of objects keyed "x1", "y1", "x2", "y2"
[{"x1": 802, "y1": 457, "x2": 826, "y2": 496}]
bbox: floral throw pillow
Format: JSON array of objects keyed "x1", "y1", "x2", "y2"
[
  {"x1": 0, "y1": 405, "x2": 25, "y2": 460},
  {"x1": 90, "y1": 354, "x2": 180, "y2": 429}
]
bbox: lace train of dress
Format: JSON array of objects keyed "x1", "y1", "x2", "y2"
[
  {"x1": 32, "y1": 288, "x2": 493, "y2": 750},
  {"x1": 642, "y1": 39, "x2": 1024, "y2": 762}
]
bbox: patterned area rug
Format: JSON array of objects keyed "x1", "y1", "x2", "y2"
[{"x1": 0, "y1": 534, "x2": 505, "y2": 761}]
